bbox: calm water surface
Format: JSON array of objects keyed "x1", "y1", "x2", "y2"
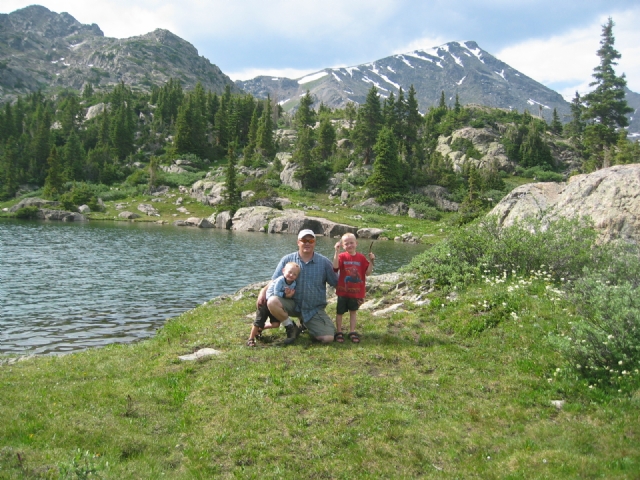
[{"x1": 0, "y1": 219, "x2": 427, "y2": 355}]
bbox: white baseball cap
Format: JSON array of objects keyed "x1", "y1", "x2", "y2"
[{"x1": 297, "y1": 229, "x2": 316, "y2": 239}]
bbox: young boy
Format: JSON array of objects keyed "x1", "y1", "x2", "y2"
[
  {"x1": 247, "y1": 262, "x2": 300, "y2": 346},
  {"x1": 332, "y1": 233, "x2": 375, "y2": 343}
]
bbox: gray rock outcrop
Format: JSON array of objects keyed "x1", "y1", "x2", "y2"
[
  {"x1": 280, "y1": 161, "x2": 302, "y2": 190},
  {"x1": 489, "y1": 164, "x2": 640, "y2": 243},
  {"x1": 268, "y1": 211, "x2": 357, "y2": 238},
  {"x1": 412, "y1": 185, "x2": 460, "y2": 212},
  {"x1": 357, "y1": 228, "x2": 385, "y2": 239},
  {"x1": 137, "y1": 204, "x2": 160, "y2": 216},
  {"x1": 231, "y1": 207, "x2": 280, "y2": 232},
  {"x1": 215, "y1": 211, "x2": 233, "y2": 229},
  {"x1": 118, "y1": 211, "x2": 140, "y2": 219},
  {"x1": 436, "y1": 127, "x2": 514, "y2": 173},
  {"x1": 38, "y1": 209, "x2": 86, "y2": 222},
  {"x1": 9, "y1": 197, "x2": 59, "y2": 212}
]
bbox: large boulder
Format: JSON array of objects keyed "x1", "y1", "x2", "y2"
[
  {"x1": 190, "y1": 180, "x2": 225, "y2": 205},
  {"x1": 357, "y1": 228, "x2": 385, "y2": 239},
  {"x1": 268, "y1": 211, "x2": 357, "y2": 237},
  {"x1": 137, "y1": 204, "x2": 160, "y2": 216},
  {"x1": 280, "y1": 161, "x2": 302, "y2": 190},
  {"x1": 489, "y1": 164, "x2": 640, "y2": 243},
  {"x1": 9, "y1": 197, "x2": 59, "y2": 212},
  {"x1": 38, "y1": 209, "x2": 86, "y2": 222},
  {"x1": 215, "y1": 211, "x2": 233, "y2": 229},
  {"x1": 118, "y1": 211, "x2": 140, "y2": 219},
  {"x1": 231, "y1": 207, "x2": 281, "y2": 232},
  {"x1": 412, "y1": 185, "x2": 460, "y2": 212},
  {"x1": 436, "y1": 127, "x2": 514, "y2": 173}
]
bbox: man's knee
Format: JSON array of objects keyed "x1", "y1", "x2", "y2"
[{"x1": 315, "y1": 335, "x2": 334, "y2": 344}]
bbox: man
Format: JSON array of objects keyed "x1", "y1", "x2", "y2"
[{"x1": 257, "y1": 229, "x2": 338, "y2": 344}]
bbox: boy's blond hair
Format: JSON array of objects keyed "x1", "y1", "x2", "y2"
[
  {"x1": 341, "y1": 233, "x2": 357, "y2": 243},
  {"x1": 284, "y1": 262, "x2": 301, "y2": 273}
]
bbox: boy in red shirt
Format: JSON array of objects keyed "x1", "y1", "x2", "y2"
[{"x1": 332, "y1": 233, "x2": 375, "y2": 343}]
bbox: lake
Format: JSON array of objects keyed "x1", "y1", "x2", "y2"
[{"x1": 0, "y1": 219, "x2": 427, "y2": 355}]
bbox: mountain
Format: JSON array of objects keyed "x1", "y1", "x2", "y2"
[
  {"x1": 236, "y1": 41, "x2": 572, "y2": 122},
  {"x1": 0, "y1": 5, "x2": 239, "y2": 102},
  {"x1": 625, "y1": 88, "x2": 640, "y2": 138}
]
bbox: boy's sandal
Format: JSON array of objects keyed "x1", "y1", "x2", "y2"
[
  {"x1": 246, "y1": 338, "x2": 257, "y2": 347},
  {"x1": 334, "y1": 332, "x2": 344, "y2": 343},
  {"x1": 347, "y1": 332, "x2": 360, "y2": 343}
]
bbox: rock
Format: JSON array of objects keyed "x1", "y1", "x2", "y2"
[
  {"x1": 176, "y1": 206, "x2": 190, "y2": 214},
  {"x1": 357, "y1": 228, "x2": 385, "y2": 239},
  {"x1": 373, "y1": 303, "x2": 405, "y2": 316},
  {"x1": 77, "y1": 205, "x2": 90, "y2": 214},
  {"x1": 280, "y1": 161, "x2": 302, "y2": 190},
  {"x1": 550, "y1": 400, "x2": 565, "y2": 410},
  {"x1": 115, "y1": 203, "x2": 127, "y2": 210},
  {"x1": 178, "y1": 348, "x2": 222, "y2": 361},
  {"x1": 118, "y1": 211, "x2": 139, "y2": 219},
  {"x1": 151, "y1": 185, "x2": 170, "y2": 196},
  {"x1": 38, "y1": 209, "x2": 86, "y2": 221},
  {"x1": 173, "y1": 220, "x2": 187, "y2": 227},
  {"x1": 267, "y1": 211, "x2": 357, "y2": 237},
  {"x1": 241, "y1": 190, "x2": 255, "y2": 200},
  {"x1": 161, "y1": 164, "x2": 188, "y2": 174},
  {"x1": 137, "y1": 203, "x2": 160, "y2": 216},
  {"x1": 412, "y1": 185, "x2": 459, "y2": 212},
  {"x1": 385, "y1": 202, "x2": 408, "y2": 216},
  {"x1": 215, "y1": 211, "x2": 233, "y2": 229},
  {"x1": 490, "y1": 164, "x2": 640, "y2": 243},
  {"x1": 408, "y1": 208, "x2": 422, "y2": 219},
  {"x1": 190, "y1": 180, "x2": 224, "y2": 205},
  {"x1": 84, "y1": 102, "x2": 106, "y2": 121},
  {"x1": 436, "y1": 127, "x2": 514, "y2": 173},
  {"x1": 9, "y1": 197, "x2": 59, "y2": 212},
  {"x1": 231, "y1": 206, "x2": 280, "y2": 232},
  {"x1": 340, "y1": 190, "x2": 349, "y2": 202},
  {"x1": 358, "y1": 198, "x2": 380, "y2": 208}
]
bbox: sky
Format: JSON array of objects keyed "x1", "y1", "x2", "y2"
[{"x1": 3, "y1": 1, "x2": 640, "y2": 100}]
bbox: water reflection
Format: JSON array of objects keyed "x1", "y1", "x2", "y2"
[{"x1": 0, "y1": 219, "x2": 427, "y2": 354}]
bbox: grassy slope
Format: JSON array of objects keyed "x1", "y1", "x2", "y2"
[{"x1": 1, "y1": 271, "x2": 639, "y2": 478}]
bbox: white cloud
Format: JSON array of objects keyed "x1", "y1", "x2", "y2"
[{"x1": 495, "y1": 9, "x2": 640, "y2": 99}]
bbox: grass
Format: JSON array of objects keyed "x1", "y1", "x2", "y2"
[{"x1": 1, "y1": 270, "x2": 639, "y2": 479}]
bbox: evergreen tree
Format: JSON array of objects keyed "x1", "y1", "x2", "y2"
[
  {"x1": 82, "y1": 82, "x2": 94, "y2": 100},
  {"x1": 293, "y1": 126, "x2": 315, "y2": 188},
  {"x1": 365, "y1": 127, "x2": 402, "y2": 202},
  {"x1": 582, "y1": 17, "x2": 633, "y2": 168},
  {"x1": 404, "y1": 85, "x2": 421, "y2": 157},
  {"x1": 550, "y1": 108, "x2": 562, "y2": 135},
  {"x1": 29, "y1": 104, "x2": 52, "y2": 184},
  {"x1": 295, "y1": 91, "x2": 315, "y2": 130},
  {"x1": 224, "y1": 142, "x2": 241, "y2": 209},
  {"x1": 0, "y1": 138, "x2": 19, "y2": 199},
  {"x1": 43, "y1": 146, "x2": 64, "y2": 198},
  {"x1": 242, "y1": 107, "x2": 259, "y2": 165},
  {"x1": 63, "y1": 131, "x2": 85, "y2": 182},
  {"x1": 564, "y1": 91, "x2": 585, "y2": 139},
  {"x1": 148, "y1": 156, "x2": 159, "y2": 193},
  {"x1": 256, "y1": 96, "x2": 276, "y2": 159},
  {"x1": 313, "y1": 118, "x2": 336, "y2": 161},
  {"x1": 352, "y1": 86, "x2": 383, "y2": 164}
]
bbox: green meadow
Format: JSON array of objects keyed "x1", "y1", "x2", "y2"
[{"x1": 1, "y1": 217, "x2": 639, "y2": 479}]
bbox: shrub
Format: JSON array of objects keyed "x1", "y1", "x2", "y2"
[
  {"x1": 402, "y1": 216, "x2": 600, "y2": 288},
  {"x1": 408, "y1": 204, "x2": 442, "y2": 221},
  {"x1": 59, "y1": 183, "x2": 100, "y2": 211},
  {"x1": 14, "y1": 206, "x2": 40, "y2": 219}
]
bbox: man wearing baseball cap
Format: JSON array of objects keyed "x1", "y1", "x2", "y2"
[{"x1": 256, "y1": 229, "x2": 338, "y2": 344}]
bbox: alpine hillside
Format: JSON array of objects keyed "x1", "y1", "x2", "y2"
[{"x1": 0, "y1": 5, "x2": 239, "y2": 102}]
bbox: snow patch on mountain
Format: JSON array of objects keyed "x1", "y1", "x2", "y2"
[
  {"x1": 527, "y1": 98, "x2": 551, "y2": 109},
  {"x1": 462, "y1": 42, "x2": 485, "y2": 64},
  {"x1": 298, "y1": 71, "x2": 328, "y2": 84},
  {"x1": 378, "y1": 73, "x2": 400, "y2": 90},
  {"x1": 362, "y1": 76, "x2": 389, "y2": 91},
  {"x1": 450, "y1": 53, "x2": 464, "y2": 67},
  {"x1": 457, "y1": 76, "x2": 466, "y2": 85},
  {"x1": 495, "y1": 69, "x2": 506, "y2": 81},
  {"x1": 332, "y1": 72, "x2": 342, "y2": 82},
  {"x1": 387, "y1": 65, "x2": 396, "y2": 73}
]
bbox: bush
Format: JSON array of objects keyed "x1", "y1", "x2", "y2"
[
  {"x1": 408, "y1": 204, "x2": 442, "y2": 221},
  {"x1": 402, "y1": 216, "x2": 600, "y2": 289},
  {"x1": 515, "y1": 165, "x2": 564, "y2": 182},
  {"x1": 14, "y1": 206, "x2": 40, "y2": 219},
  {"x1": 59, "y1": 183, "x2": 100, "y2": 211}
]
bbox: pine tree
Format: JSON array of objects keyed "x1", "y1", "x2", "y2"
[
  {"x1": 295, "y1": 91, "x2": 315, "y2": 130},
  {"x1": 352, "y1": 86, "x2": 383, "y2": 164},
  {"x1": 313, "y1": 118, "x2": 336, "y2": 161},
  {"x1": 43, "y1": 146, "x2": 64, "y2": 198},
  {"x1": 365, "y1": 127, "x2": 402, "y2": 202},
  {"x1": 550, "y1": 108, "x2": 562, "y2": 135},
  {"x1": 63, "y1": 131, "x2": 85, "y2": 182},
  {"x1": 404, "y1": 85, "x2": 421, "y2": 157},
  {"x1": 582, "y1": 17, "x2": 633, "y2": 168},
  {"x1": 256, "y1": 96, "x2": 276, "y2": 159},
  {"x1": 0, "y1": 138, "x2": 19, "y2": 199},
  {"x1": 564, "y1": 91, "x2": 585, "y2": 139},
  {"x1": 29, "y1": 104, "x2": 52, "y2": 184},
  {"x1": 293, "y1": 126, "x2": 314, "y2": 188},
  {"x1": 224, "y1": 142, "x2": 241, "y2": 209}
]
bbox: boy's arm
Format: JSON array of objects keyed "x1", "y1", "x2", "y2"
[
  {"x1": 365, "y1": 252, "x2": 375, "y2": 276},
  {"x1": 332, "y1": 241, "x2": 341, "y2": 269}
]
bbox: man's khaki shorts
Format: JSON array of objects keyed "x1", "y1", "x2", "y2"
[{"x1": 279, "y1": 298, "x2": 335, "y2": 338}]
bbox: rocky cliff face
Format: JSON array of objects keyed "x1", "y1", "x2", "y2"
[
  {"x1": 0, "y1": 5, "x2": 239, "y2": 101},
  {"x1": 490, "y1": 164, "x2": 640, "y2": 244}
]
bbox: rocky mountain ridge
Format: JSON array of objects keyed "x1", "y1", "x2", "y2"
[
  {"x1": 237, "y1": 41, "x2": 571, "y2": 120},
  {"x1": 0, "y1": 5, "x2": 239, "y2": 101}
]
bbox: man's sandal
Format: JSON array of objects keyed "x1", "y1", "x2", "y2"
[
  {"x1": 246, "y1": 338, "x2": 257, "y2": 347},
  {"x1": 334, "y1": 332, "x2": 344, "y2": 343},
  {"x1": 347, "y1": 332, "x2": 360, "y2": 343},
  {"x1": 256, "y1": 328, "x2": 263, "y2": 340}
]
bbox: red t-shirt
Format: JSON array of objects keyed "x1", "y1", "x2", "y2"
[{"x1": 335, "y1": 252, "x2": 369, "y2": 299}]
